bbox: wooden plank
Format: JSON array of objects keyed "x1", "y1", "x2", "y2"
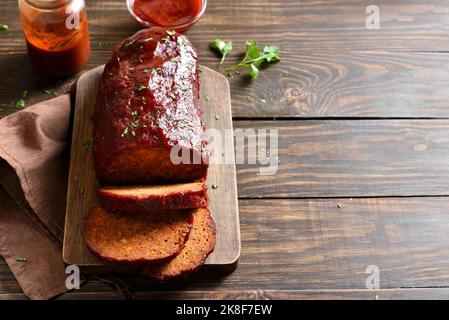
[
  {"x1": 4, "y1": 197, "x2": 449, "y2": 295},
  {"x1": 2, "y1": 288, "x2": 449, "y2": 300},
  {"x1": 235, "y1": 120, "x2": 449, "y2": 198},
  {"x1": 63, "y1": 65, "x2": 241, "y2": 268},
  {"x1": 3, "y1": 0, "x2": 449, "y2": 53},
  {"x1": 3, "y1": 1, "x2": 449, "y2": 119},
  {"x1": 4, "y1": 52, "x2": 449, "y2": 119}
]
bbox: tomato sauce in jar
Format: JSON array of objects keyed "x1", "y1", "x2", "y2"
[
  {"x1": 19, "y1": 0, "x2": 90, "y2": 77},
  {"x1": 132, "y1": 0, "x2": 205, "y2": 32}
]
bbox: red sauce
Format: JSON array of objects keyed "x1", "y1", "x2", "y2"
[
  {"x1": 133, "y1": 0, "x2": 203, "y2": 30},
  {"x1": 20, "y1": 2, "x2": 90, "y2": 77}
]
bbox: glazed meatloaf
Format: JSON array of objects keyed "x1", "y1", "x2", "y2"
[
  {"x1": 145, "y1": 208, "x2": 216, "y2": 280},
  {"x1": 83, "y1": 207, "x2": 194, "y2": 265},
  {"x1": 97, "y1": 180, "x2": 208, "y2": 214},
  {"x1": 94, "y1": 27, "x2": 208, "y2": 185}
]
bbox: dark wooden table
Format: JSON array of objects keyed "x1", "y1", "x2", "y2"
[{"x1": 2, "y1": 0, "x2": 449, "y2": 300}]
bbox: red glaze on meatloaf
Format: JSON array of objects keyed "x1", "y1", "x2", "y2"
[
  {"x1": 94, "y1": 27, "x2": 208, "y2": 185},
  {"x1": 83, "y1": 207, "x2": 194, "y2": 265},
  {"x1": 97, "y1": 180, "x2": 208, "y2": 214},
  {"x1": 144, "y1": 208, "x2": 216, "y2": 280}
]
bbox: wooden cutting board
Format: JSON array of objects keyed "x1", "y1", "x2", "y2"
[{"x1": 63, "y1": 65, "x2": 240, "y2": 271}]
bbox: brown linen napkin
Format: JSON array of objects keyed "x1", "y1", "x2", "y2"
[{"x1": 0, "y1": 95, "x2": 72, "y2": 299}]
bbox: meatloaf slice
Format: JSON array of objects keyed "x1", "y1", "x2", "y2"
[
  {"x1": 144, "y1": 208, "x2": 216, "y2": 279},
  {"x1": 83, "y1": 207, "x2": 193, "y2": 265},
  {"x1": 94, "y1": 27, "x2": 208, "y2": 185},
  {"x1": 97, "y1": 180, "x2": 208, "y2": 213}
]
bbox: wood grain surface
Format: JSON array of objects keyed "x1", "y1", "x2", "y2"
[
  {"x1": 235, "y1": 120, "x2": 449, "y2": 198},
  {"x1": 63, "y1": 65, "x2": 240, "y2": 268},
  {"x1": 1, "y1": 0, "x2": 449, "y2": 300},
  {"x1": 4, "y1": 198, "x2": 449, "y2": 298}
]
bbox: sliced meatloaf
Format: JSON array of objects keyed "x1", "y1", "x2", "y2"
[
  {"x1": 144, "y1": 208, "x2": 216, "y2": 279},
  {"x1": 83, "y1": 207, "x2": 194, "y2": 264},
  {"x1": 94, "y1": 27, "x2": 208, "y2": 185},
  {"x1": 97, "y1": 180, "x2": 207, "y2": 213}
]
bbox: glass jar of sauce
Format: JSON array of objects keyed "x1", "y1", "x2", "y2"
[{"x1": 18, "y1": 0, "x2": 90, "y2": 77}]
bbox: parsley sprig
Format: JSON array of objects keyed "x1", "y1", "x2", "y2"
[
  {"x1": 225, "y1": 41, "x2": 280, "y2": 79},
  {"x1": 209, "y1": 39, "x2": 232, "y2": 64}
]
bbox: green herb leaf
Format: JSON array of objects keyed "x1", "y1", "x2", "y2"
[
  {"x1": 143, "y1": 37, "x2": 153, "y2": 42},
  {"x1": 209, "y1": 39, "x2": 232, "y2": 64},
  {"x1": 170, "y1": 57, "x2": 178, "y2": 63},
  {"x1": 0, "y1": 24, "x2": 8, "y2": 31},
  {"x1": 15, "y1": 90, "x2": 28, "y2": 109},
  {"x1": 167, "y1": 30, "x2": 176, "y2": 36},
  {"x1": 124, "y1": 40, "x2": 135, "y2": 47},
  {"x1": 79, "y1": 187, "x2": 85, "y2": 195},
  {"x1": 179, "y1": 121, "x2": 186, "y2": 129},
  {"x1": 205, "y1": 95, "x2": 211, "y2": 101},
  {"x1": 249, "y1": 64, "x2": 259, "y2": 79},
  {"x1": 130, "y1": 121, "x2": 139, "y2": 129},
  {"x1": 82, "y1": 139, "x2": 92, "y2": 150},
  {"x1": 131, "y1": 111, "x2": 138, "y2": 117},
  {"x1": 16, "y1": 257, "x2": 27, "y2": 262},
  {"x1": 137, "y1": 85, "x2": 147, "y2": 91},
  {"x1": 44, "y1": 89, "x2": 57, "y2": 96},
  {"x1": 225, "y1": 41, "x2": 280, "y2": 79},
  {"x1": 121, "y1": 127, "x2": 129, "y2": 137}
]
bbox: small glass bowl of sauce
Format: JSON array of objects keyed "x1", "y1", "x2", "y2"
[{"x1": 127, "y1": 0, "x2": 207, "y2": 33}]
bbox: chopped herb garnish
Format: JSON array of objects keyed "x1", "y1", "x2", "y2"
[
  {"x1": 209, "y1": 39, "x2": 232, "y2": 64},
  {"x1": 0, "y1": 24, "x2": 8, "y2": 31},
  {"x1": 16, "y1": 257, "x2": 27, "y2": 262},
  {"x1": 215, "y1": 113, "x2": 220, "y2": 120},
  {"x1": 130, "y1": 121, "x2": 139, "y2": 129},
  {"x1": 79, "y1": 187, "x2": 85, "y2": 195},
  {"x1": 225, "y1": 41, "x2": 280, "y2": 79},
  {"x1": 15, "y1": 90, "x2": 28, "y2": 109},
  {"x1": 205, "y1": 95, "x2": 211, "y2": 101},
  {"x1": 143, "y1": 37, "x2": 153, "y2": 42},
  {"x1": 259, "y1": 98, "x2": 267, "y2": 104},
  {"x1": 170, "y1": 57, "x2": 178, "y2": 63},
  {"x1": 246, "y1": 95, "x2": 255, "y2": 102},
  {"x1": 143, "y1": 69, "x2": 150, "y2": 73},
  {"x1": 211, "y1": 184, "x2": 218, "y2": 189},
  {"x1": 131, "y1": 111, "x2": 138, "y2": 117},
  {"x1": 162, "y1": 37, "x2": 170, "y2": 43},
  {"x1": 167, "y1": 30, "x2": 176, "y2": 36},
  {"x1": 44, "y1": 89, "x2": 57, "y2": 96},
  {"x1": 179, "y1": 121, "x2": 186, "y2": 129},
  {"x1": 152, "y1": 68, "x2": 162, "y2": 74},
  {"x1": 137, "y1": 84, "x2": 147, "y2": 91},
  {"x1": 82, "y1": 139, "x2": 92, "y2": 150},
  {"x1": 121, "y1": 127, "x2": 129, "y2": 137},
  {"x1": 154, "y1": 105, "x2": 163, "y2": 110},
  {"x1": 181, "y1": 86, "x2": 189, "y2": 91},
  {"x1": 128, "y1": 67, "x2": 135, "y2": 71},
  {"x1": 124, "y1": 40, "x2": 135, "y2": 47}
]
